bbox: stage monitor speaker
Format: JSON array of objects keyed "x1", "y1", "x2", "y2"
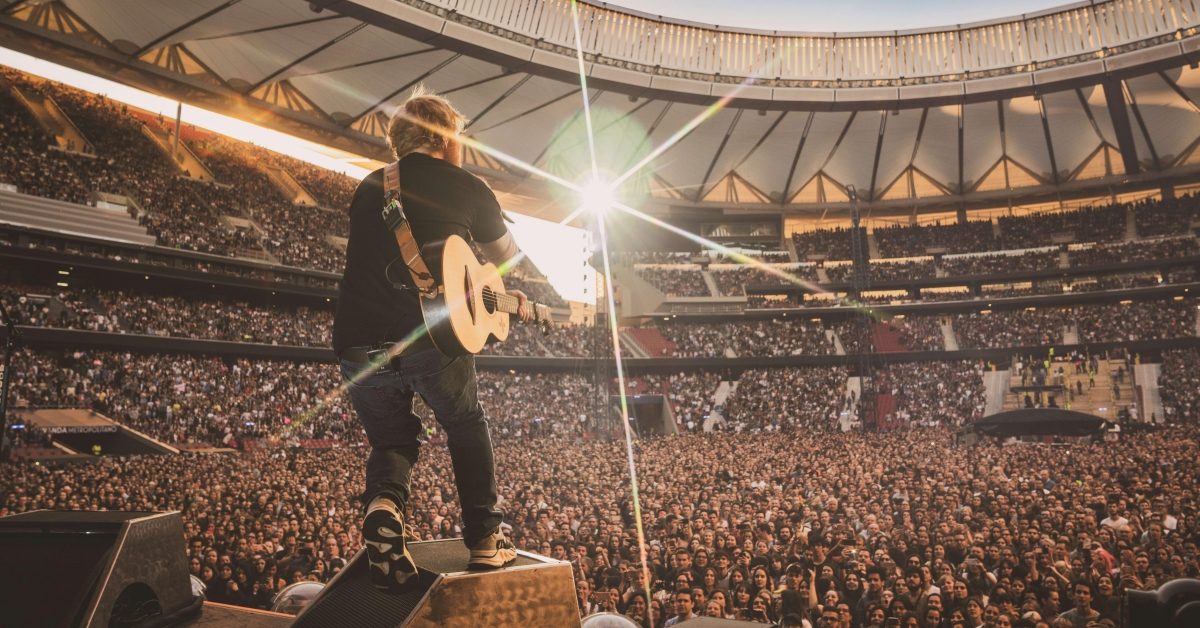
[
  {"x1": 293, "y1": 538, "x2": 579, "y2": 628},
  {"x1": 0, "y1": 510, "x2": 199, "y2": 628}
]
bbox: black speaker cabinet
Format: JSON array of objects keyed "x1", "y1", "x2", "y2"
[
  {"x1": 294, "y1": 538, "x2": 579, "y2": 628},
  {"x1": 0, "y1": 510, "x2": 198, "y2": 628}
]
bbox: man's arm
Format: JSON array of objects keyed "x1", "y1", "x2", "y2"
[
  {"x1": 477, "y1": 231, "x2": 520, "y2": 265},
  {"x1": 469, "y1": 176, "x2": 533, "y2": 320},
  {"x1": 477, "y1": 230, "x2": 532, "y2": 321}
]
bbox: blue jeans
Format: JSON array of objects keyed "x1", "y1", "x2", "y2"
[{"x1": 340, "y1": 348, "x2": 502, "y2": 546}]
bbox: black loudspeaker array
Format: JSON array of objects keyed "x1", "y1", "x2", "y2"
[{"x1": 0, "y1": 510, "x2": 199, "y2": 628}]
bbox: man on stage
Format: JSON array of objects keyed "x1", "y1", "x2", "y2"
[{"x1": 332, "y1": 86, "x2": 530, "y2": 592}]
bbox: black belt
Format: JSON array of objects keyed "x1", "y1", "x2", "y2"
[{"x1": 339, "y1": 343, "x2": 403, "y2": 371}]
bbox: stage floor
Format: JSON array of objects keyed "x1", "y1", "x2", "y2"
[{"x1": 181, "y1": 602, "x2": 293, "y2": 627}]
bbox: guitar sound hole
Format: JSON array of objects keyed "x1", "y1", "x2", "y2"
[{"x1": 481, "y1": 285, "x2": 495, "y2": 314}]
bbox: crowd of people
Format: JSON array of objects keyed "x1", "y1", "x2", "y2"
[
  {"x1": 895, "y1": 317, "x2": 944, "y2": 352},
  {"x1": 10, "y1": 423, "x2": 1195, "y2": 625},
  {"x1": 710, "y1": 266, "x2": 820, "y2": 296},
  {"x1": 786, "y1": 198, "x2": 1187, "y2": 264},
  {"x1": 2, "y1": 348, "x2": 624, "y2": 447},
  {"x1": 792, "y1": 227, "x2": 868, "y2": 260},
  {"x1": 1132, "y1": 193, "x2": 1200, "y2": 237},
  {"x1": 630, "y1": 237, "x2": 1193, "y2": 294},
  {"x1": 1069, "y1": 238, "x2": 1199, "y2": 268},
  {"x1": 0, "y1": 70, "x2": 90, "y2": 205},
  {"x1": 874, "y1": 221, "x2": 997, "y2": 257},
  {"x1": 0, "y1": 69, "x2": 354, "y2": 272},
  {"x1": 6, "y1": 276, "x2": 1193, "y2": 364},
  {"x1": 0, "y1": 70, "x2": 264, "y2": 256},
  {"x1": 1075, "y1": 300, "x2": 1197, "y2": 344},
  {"x1": 183, "y1": 135, "x2": 349, "y2": 272},
  {"x1": 479, "y1": 322, "x2": 609, "y2": 357},
  {"x1": 998, "y1": 205, "x2": 1127, "y2": 249},
  {"x1": 1073, "y1": 274, "x2": 1162, "y2": 293},
  {"x1": 940, "y1": 251, "x2": 1060, "y2": 278},
  {"x1": 5, "y1": 350, "x2": 351, "y2": 446},
  {"x1": 2, "y1": 281, "x2": 334, "y2": 346},
  {"x1": 950, "y1": 299, "x2": 1196, "y2": 349},
  {"x1": 952, "y1": 310, "x2": 1070, "y2": 350},
  {"x1": 722, "y1": 366, "x2": 851, "y2": 433},
  {"x1": 635, "y1": 267, "x2": 712, "y2": 297},
  {"x1": 825, "y1": 261, "x2": 935, "y2": 283},
  {"x1": 1159, "y1": 348, "x2": 1200, "y2": 424},
  {"x1": 1, "y1": 305, "x2": 1197, "y2": 627},
  {"x1": 625, "y1": 371, "x2": 724, "y2": 432},
  {"x1": 874, "y1": 360, "x2": 987, "y2": 428},
  {"x1": 655, "y1": 319, "x2": 835, "y2": 358}
]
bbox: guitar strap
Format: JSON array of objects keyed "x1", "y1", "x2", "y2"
[{"x1": 381, "y1": 161, "x2": 438, "y2": 297}]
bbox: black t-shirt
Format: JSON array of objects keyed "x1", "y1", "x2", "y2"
[{"x1": 332, "y1": 153, "x2": 508, "y2": 354}]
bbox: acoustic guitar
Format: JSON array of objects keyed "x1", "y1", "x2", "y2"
[{"x1": 419, "y1": 234, "x2": 553, "y2": 356}]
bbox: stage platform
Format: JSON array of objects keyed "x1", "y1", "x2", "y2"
[
  {"x1": 294, "y1": 538, "x2": 578, "y2": 627},
  {"x1": 182, "y1": 602, "x2": 292, "y2": 628},
  {"x1": 177, "y1": 540, "x2": 580, "y2": 627}
]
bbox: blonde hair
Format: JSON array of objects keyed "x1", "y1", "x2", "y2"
[{"x1": 386, "y1": 85, "x2": 466, "y2": 161}]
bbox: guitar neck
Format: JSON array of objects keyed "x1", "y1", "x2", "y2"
[{"x1": 490, "y1": 292, "x2": 549, "y2": 323}]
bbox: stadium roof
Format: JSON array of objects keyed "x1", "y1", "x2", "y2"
[
  {"x1": 605, "y1": 0, "x2": 1066, "y2": 34},
  {"x1": 5, "y1": 0, "x2": 1200, "y2": 220}
]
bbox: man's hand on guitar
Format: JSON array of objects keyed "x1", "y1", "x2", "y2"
[{"x1": 507, "y1": 289, "x2": 534, "y2": 322}]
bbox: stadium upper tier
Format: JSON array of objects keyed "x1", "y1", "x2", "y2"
[
  {"x1": 7, "y1": 0, "x2": 1200, "y2": 216},
  {"x1": 353, "y1": 0, "x2": 1200, "y2": 89}
]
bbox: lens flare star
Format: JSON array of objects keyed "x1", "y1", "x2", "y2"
[{"x1": 578, "y1": 176, "x2": 618, "y2": 216}]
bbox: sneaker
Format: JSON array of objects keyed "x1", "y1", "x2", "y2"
[
  {"x1": 362, "y1": 500, "x2": 417, "y2": 591},
  {"x1": 467, "y1": 529, "x2": 517, "y2": 571}
]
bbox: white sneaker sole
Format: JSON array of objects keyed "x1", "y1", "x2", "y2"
[{"x1": 364, "y1": 510, "x2": 417, "y2": 589}]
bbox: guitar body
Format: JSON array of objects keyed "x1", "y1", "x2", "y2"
[{"x1": 419, "y1": 234, "x2": 511, "y2": 357}]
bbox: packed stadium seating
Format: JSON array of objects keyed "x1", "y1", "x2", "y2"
[
  {"x1": 874, "y1": 221, "x2": 997, "y2": 257},
  {"x1": 635, "y1": 267, "x2": 712, "y2": 297}
]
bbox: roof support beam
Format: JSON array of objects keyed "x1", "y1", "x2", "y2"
[
  {"x1": 957, "y1": 103, "x2": 965, "y2": 193},
  {"x1": 704, "y1": 110, "x2": 789, "y2": 200},
  {"x1": 191, "y1": 15, "x2": 345, "y2": 42},
  {"x1": 781, "y1": 111, "x2": 816, "y2": 204},
  {"x1": 442, "y1": 70, "x2": 520, "y2": 97},
  {"x1": 248, "y1": 23, "x2": 366, "y2": 92},
  {"x1": 618, "y1": 102, "x2": 673, "y2": 176},
  {"x1": 820, "y1": 112, "x2": 858, "y2": 173},
  {"x1": 465, "y1": 75, "x2": 536, "y2": 131},
  {"x1": 1101, "y1": 78, "x2": 1144, "y2": 174},
  {"x1": 530, "y1": 93, "x2": 649, "y2": 168},
  {"x1": 472, "y1": 83, "x2": 578, "y2": 134},
  {"x1": 696, "y1": 110, "x2": 742, "y2": 202},
  {"x1": 997, "y1": 100, "x2": 1010, "y2": 190},
  {"x1": 349, "y1": 53, "x2": 460, "y2": 122},
  {"x1": 133, "y1": 0, "x2": 243, "y2": 58},
  {"x1": 867, "y1": 110, "x2": 888, "y2": 201},
  {"x1": 1156, "y1": 70, "x2": 1200, "y2": 114},
  {"x1": 1121, "y1": 80, "x2": 1160, "y2": 170},
  {"x1": 291, "y1": 47, "x2": 440, "y2": 79},
  {"x1": 1038, "y1": 95, "x2": 1061, "y2": 185}
]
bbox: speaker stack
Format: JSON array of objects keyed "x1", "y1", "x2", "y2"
[{"x1": 0, "y1": 510, "x2": 200, "y2": 628}]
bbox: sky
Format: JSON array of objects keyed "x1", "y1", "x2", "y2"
[{"x1": 609, "y1": 0, "x2": 1061, "y2": 32}]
